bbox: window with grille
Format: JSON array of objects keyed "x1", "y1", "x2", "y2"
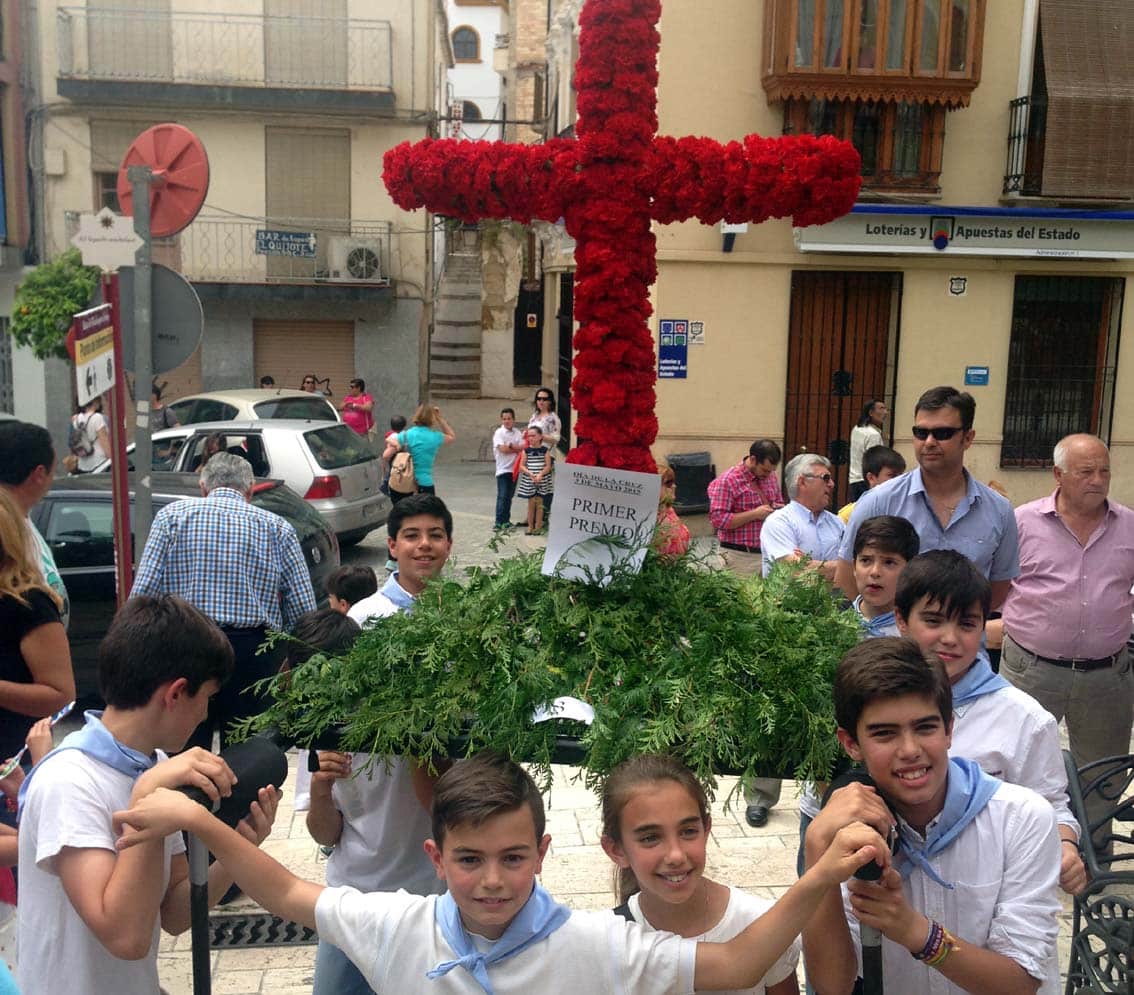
[
  {"x1": 785, "y1": 97, "x2": 945, "y2": 192},
  {"x1": 451, "y1": 27, "x2": 480, "y2": 62},
  {"x1": 1000, "y1": 276, "x2": 1124, "y2": 467}
]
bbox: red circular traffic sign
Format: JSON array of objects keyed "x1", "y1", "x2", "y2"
[{"x1": 117, "y1": 123, "x2": 210, "y2": 238}]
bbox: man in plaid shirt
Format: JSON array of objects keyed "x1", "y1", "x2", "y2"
[
  {"x1": 132, "y1": 453, "x2": 316, "y2": 750},
  {"x1": 708, "y1": 439, "x2": 784, "y2": 578},
  {"x1": 707, "y1": 438, "x2": 784, "y2": 829}
]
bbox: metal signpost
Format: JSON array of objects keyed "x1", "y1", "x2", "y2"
[
  {"x1": 116, "y1": 124, "x2": 210, "y2": 568},
  {"x1": 69, "y1": 210, "x2": 144, "y2": 606}
]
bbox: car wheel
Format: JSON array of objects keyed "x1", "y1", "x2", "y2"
[{"x1": 337, "y1": 529, "x2": 372, "y2": 547}]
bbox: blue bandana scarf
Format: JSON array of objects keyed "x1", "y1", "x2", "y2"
[
  {"x1": 381, "y1": 573, "x2": 417, "y2": 613},
  {"x1": 897, "y1": 756, "x2": 1001, "y2": 889},
  {"x1": 950, "y1": 653, "x2": 1010, "y2": 706},
  {"x1": 852, "y1": 597, "x2": 900, "y2": 638},
  {"x1": 426, "y1": 883, "x2": 572, "y2": 993},
  {"x1": 17, "y1": 710, "x2": 156, "y2": 819}
]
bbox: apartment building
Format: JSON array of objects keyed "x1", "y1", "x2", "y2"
[
  {"x1": 447, "y1": 0, "x2": 503, "y2": 140},
  {"x1": 541, "y1": 0, "x2": 1134, "y2": 504},
  {"x1": 21, "y1": 0, "x2": 450, "y2": 430}
]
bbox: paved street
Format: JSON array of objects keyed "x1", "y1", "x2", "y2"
[{"x1": 156, "y1": 397, "x2": 1081, "y2": 993}]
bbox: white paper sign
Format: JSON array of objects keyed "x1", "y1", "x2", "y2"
[
  {"x1": 70, "y1": 208, "x2": 143, "y2": 271},
  {"x1": 541, "y1": 465, "x2": 661, "y2": 585}
]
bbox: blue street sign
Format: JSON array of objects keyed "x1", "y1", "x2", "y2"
[
  {"x1": 964, "y1": 365, "x2": 990, "y2": 386},
  {"x1": 255, "y1": 230, "x2": 316, "y2": 257},
  {"x1": 658, "y1": 319, "x2": 689, "y2": 379}
]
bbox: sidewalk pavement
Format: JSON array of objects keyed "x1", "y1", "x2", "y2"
[{"x1": 159, "y1": 396, "x2": 1081, "y2": 992}]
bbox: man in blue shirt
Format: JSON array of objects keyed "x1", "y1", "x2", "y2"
[
  {"x1": 133, "y1": 453, "x2": 316, "y2": 749},
  {"x1": 761, "y1": 453, "x2": 845, "y2": 582},
  {"x1": 835, "y1": 386, "x2": 1019, "y2": 608}
]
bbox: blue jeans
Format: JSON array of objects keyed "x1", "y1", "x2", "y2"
[
  {"x1": 313, "y1": 939, "x2": 375, "y2": 995},
  {"x1": 495, "y1": 472, "x2": 517, "y2": 527}
]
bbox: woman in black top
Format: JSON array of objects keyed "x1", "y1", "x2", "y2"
[{"x1": 0, "y1": 489, "x2": 74, "y2": 762}]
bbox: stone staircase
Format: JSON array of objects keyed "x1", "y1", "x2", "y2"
[{"x1": 430, "y1": 236, "x2": 483, "y2": 398}]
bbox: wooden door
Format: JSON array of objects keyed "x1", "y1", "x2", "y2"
[{"x1": 784, "y1": 271, "x2": 901, "y2": 507}]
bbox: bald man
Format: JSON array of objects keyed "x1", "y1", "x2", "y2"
[{"x1": 1002, "y1": 434, "x2": 1134, "y2": 859}]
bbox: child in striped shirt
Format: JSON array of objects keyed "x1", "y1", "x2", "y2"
[{"x1": 517, "y1": 425, "x2": 554, "y2": 535}]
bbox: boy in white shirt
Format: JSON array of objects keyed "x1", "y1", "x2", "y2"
[
  {"x1": 492, "y1": 408, "x2": 525, "y2": 531},
  {"x1": 115, "y1": 752, "x2": 887, "y2": 994},
  {"x1": 895, "y1": 549, "x2": 1086, "y2": 895},
  {"x1": 803, "y1": 638, "x2": 1062, "y2": 995},
  {"x1": 17, "y1": 595, "x2": 279, "y2": 995}
]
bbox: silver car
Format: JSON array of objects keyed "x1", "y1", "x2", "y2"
[{"x1": 107, "y1": 420, "x2": 389, "y2": 545}]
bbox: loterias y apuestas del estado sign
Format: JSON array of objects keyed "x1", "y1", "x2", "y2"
[{"x1": 795, "y1": 205, "x2": 1134, "y2": 260}]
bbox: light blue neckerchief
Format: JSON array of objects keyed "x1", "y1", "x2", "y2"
[
  {"x1": 426, "y1": 883, "x2": 571, "y2": 993},
  {"x1": 380, "y1": 573, "x2": 417, "y2": 613},
  {"x1": 852, "y1": 596, "x2": 900, "y2": 638},
  {"x1": 897, "y1": 756, "x2": 1001, "y2": 889},
  {"x1": 950, "y1": 653, "x2": 1010, "y2": 706},
  {"x1": 17, "y1": 710, "x2": 156, "y2": 819}
]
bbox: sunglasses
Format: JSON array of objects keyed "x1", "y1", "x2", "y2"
[
  {"x1": 535, "y1": 395, "x2": 551, "y2": 401},
  {"x1": 803, "y1": 472, "x2": 833, "y2": 483},
  {"x1": 912, "y1": 426, "x2": 963, "y2": 441}
]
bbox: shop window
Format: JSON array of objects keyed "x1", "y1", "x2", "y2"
[
  {"x1": 785, "y1": 97, "x2": 945, "y2": 192},
  {"x1": 1000, "y1": 276, "x2": 1123, "y2": 467},
  {"x1": 451, "y1": 26, "x2": 480, "y2": 62}
]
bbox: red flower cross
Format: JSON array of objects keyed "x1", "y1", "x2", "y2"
[{"x1": 385, "y1": 0, "x2": 862, "y2": 473}]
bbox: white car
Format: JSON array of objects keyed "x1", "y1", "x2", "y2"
[
  {"x1": 167, "y1": 388, "x2": 340, "y2": 425},
  {"x1": 97, "y1": 420, "x2": 388, "y2": 545}
]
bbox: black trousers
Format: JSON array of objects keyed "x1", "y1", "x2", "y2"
[{"x1": 186, "y1": 625, "x2": 285, "y2": 752}]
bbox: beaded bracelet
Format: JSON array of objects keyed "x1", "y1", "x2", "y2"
[
  {"x1": 912, "y1": 921, "x2": 945, "y2": 962},
  {"x1": 926, "y1": 928, "x2": 960, "y2": 969}
]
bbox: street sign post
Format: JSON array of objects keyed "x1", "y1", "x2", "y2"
[{"x1": 70, "y1": 305, "x2": 114, "y2": 406}]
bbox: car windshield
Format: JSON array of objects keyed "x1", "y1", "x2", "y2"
[
  {"x1": 253, "y1": 397, "x2": 337, "y2": 421},
  {"x1": 304, "y1": 425, "x2": 373, "y2": 470}
]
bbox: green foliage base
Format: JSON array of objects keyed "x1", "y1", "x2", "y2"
[{"x1": 247, "y1": 552, "x2": 860, "y2": 799}]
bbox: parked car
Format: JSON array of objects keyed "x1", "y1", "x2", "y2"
[
  {"x1": 167, "y1": 388, "x2": 340, "y2": 426},
  {"x1": 91, "y1": 420, "x2": 389, "y2": 545},
  {"x1": 32, "y1": 473, "x2": 339, "y2": 707}
]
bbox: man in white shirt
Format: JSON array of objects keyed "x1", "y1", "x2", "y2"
[
  {"x1": 492, "y1": 408, "x2": 525, "y2": 531},
  {"x1": 803, "y1": 638, "x2": 1061, "y2": 995},
  {"x1": 760, "y1": 453, "x2": 845, "y2": 583}
]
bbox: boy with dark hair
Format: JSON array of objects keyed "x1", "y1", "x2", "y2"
[
  {"x1": 380, "y1": 416, "x2": 409, "y2": 497},
  {"x1": 493, "y1": 408, "x2": 525, "y2": 531},
  {"x1": 851, "y1": 515, "x2": 919, "y2": 638},
  {"x1": 326, "y1": 565, "x2": 379, "y2": 615},
  {"x1": 895, "y1": 550, "x2": 1085, "y2": 894},
  {"x1": 17, "y1": 596, "x2": 280, "y2": 995},
  {"x1": 803, "y1": 637, "x2": 1062, "y2": 995},
  {"x1": 115, "y1": 752, "x2": 885, "y2": 993},
  {"x1": 837, "y1": 446, "x2": 907, "y2": 523}
]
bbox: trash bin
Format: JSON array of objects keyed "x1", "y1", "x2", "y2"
[{"x1": 665, "y1": 452, "x2": 715, "y2": 514}]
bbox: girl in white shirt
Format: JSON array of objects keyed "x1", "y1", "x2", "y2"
[{"x1": 600, "y1": 755, "x2": 800, "y2": 995}]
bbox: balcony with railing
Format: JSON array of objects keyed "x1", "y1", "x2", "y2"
[
  {"x1": 1003, "y1": 96, "x2": 1047, "y2": 197},
  {"x1": 56, "y1": 7, "x2": 394, "y2": 112},
  {"x1": 65, "y1": 213, "x2": 394, "y2": 300}
]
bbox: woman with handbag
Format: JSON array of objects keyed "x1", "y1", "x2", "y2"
[{"x1": 382, "y1": 403, "x2": 456, "y2": 504}]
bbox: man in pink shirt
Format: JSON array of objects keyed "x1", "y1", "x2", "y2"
[
  {"x1": 340, "y1": 378, "x2": 375, "y2": 439},
  {"x1": 1001, "y1": 433, "x2": 1134, "y2": 846},
  {"x1": 707, "y1": 439, "x2": 784, "y2": 579}
]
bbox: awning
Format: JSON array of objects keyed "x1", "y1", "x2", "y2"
[{"x1": 1039, "y1": 0, "x2": 1134, "y2": 200}]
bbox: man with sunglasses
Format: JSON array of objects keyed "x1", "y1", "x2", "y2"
[
  {"x1": 760, "y1": 453, "x2": 844, "y2": 582},
  {"x1": 835, "y1": 385, "x2": 1018, "y2": 609}
]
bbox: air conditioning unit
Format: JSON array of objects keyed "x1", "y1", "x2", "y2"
[{"x1": 328, "y1": 237, "x2": 383, "y2": 282}]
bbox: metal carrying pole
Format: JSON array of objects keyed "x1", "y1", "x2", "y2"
[
  {"x1": 105, "y1": 273, "x2": 133, "y2": 604},
  {"x1": 128, "y1": 164, "x2": 156, "y2": 569}
]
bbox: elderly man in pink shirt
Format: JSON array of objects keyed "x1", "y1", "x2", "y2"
[{"x1": 1001, "y1": 433, "x2": 1134, "y2": 847}]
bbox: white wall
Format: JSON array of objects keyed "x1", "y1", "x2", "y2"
[{"x1": 446, "y1": 0, "x2": 504, "y2": 140}]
